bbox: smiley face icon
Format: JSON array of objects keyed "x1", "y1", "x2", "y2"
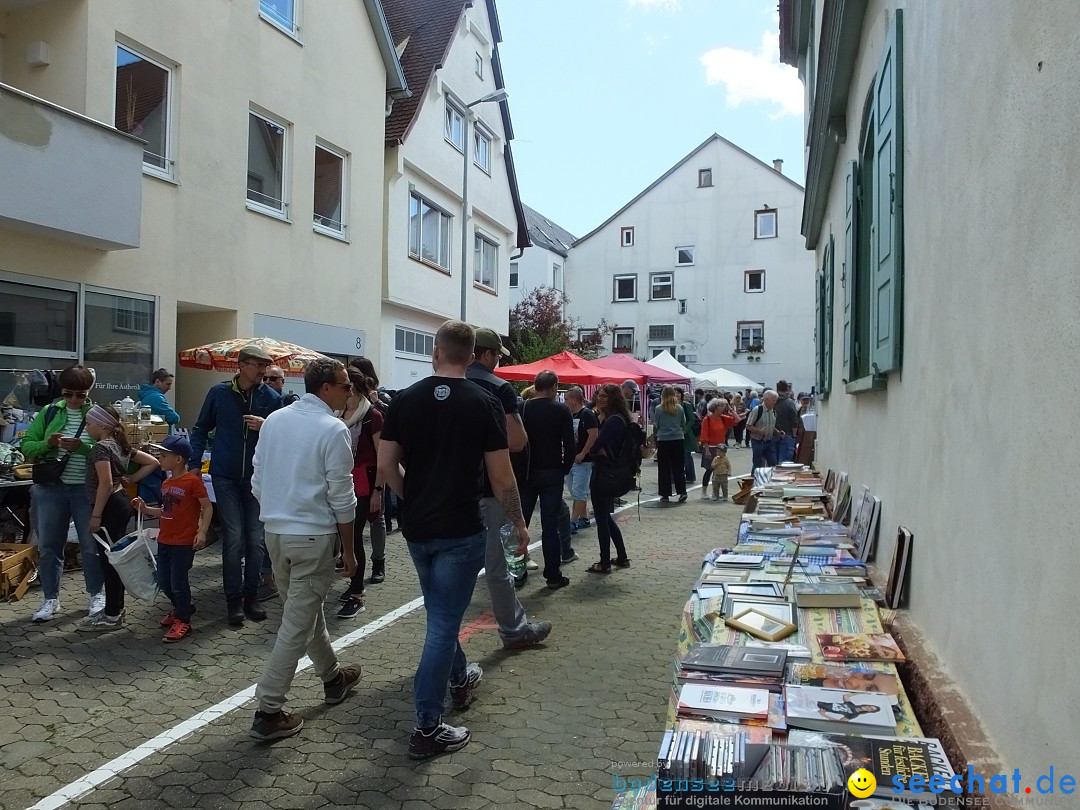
[{"x1": 847, "y1": 768, "x2": 877, "y2": 798}]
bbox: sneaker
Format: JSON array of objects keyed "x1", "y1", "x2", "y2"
[
  {"x1": 546, "y1": 576, "x2": 570, "y2": 590},
  {"x1": 79, "y1": 613, "x2": 124, "y2": 632},
  {"x1": 87, "y1": 591, "x2": 105, "y2": 617},
  {"x1": 677, "y1": 494, "x2": 688, "y2": 503},
  {"x1": 659, "y1": 496, "x2": 670, "y2": 503},
  {"x1": 250, "y1": 710, "x2": 304, "y2": 742},
  {"x1": 502, "y1": 620, "x2": 552, "y2": 650},
  {"x1": 257, "y1": 583, "x2": 279, "y2": 602},
  {"x1": 408, "y1": 722, "x2": 470, "y2": 760},
  {"x1": 513, "y1": 572, "x2": 527, "y2": 589},
  {"x1": 324, "y1": 665, "x2": 362, "y2": 705},
  {"x1": 561, "y1": 552, "x2": 579, "y2": 564},
  {"x1": 32, "y1": 598, "x2": 61, "y2": 623},
  {"x1": 337, "y1": 596, "x2": 366, "y2": 619},
  {"x1": 574, "y1": 517, "x2": 592, "y2": 530},
  {"x1": 449, "y1": 663, "x2": 483, "y2": 710},
  {"x1": 159, "y1": 611, "x2": 176, "y2": 627},
  {"x1": 163, "y1": 620, "x2": 192, "y2": 643},
  {"x1": 719, "y1": 496, "x2": 728, "y2": 502},
  {"x1": 525, "y1": 558, "x2": 539, "y2": 571}
]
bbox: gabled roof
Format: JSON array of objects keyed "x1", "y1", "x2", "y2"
[
  {"x1": 380, "y1": 0, "x2": 530, "y2": 250},
  {"x1": 573, "y1": 134, "x2": 806, "y2": 246},
  {"x1": 522, "y1": 204, "x2": 577, "y2": 258}
]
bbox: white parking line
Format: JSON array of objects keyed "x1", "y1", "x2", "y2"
[{"x1": 27, "y1": 492, "x2": 669, "y2": 810}]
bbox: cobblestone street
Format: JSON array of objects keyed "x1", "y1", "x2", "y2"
[{"x1": 0, "y1": 453, "x2": 751, "y2": 810}]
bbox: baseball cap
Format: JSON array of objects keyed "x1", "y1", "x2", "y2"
[
  {"x1": 473, "y1": 327, "x2": 510, "y2": 357},
  {"x1": 621, "y1": 379, "x2": 639, "y2": 393},
  {"x1": 149, "y1": 435, "x2": 192, "y2": 460},
  {"x1": 238, "y1": 344, "x2": 273, "y2": 363}
]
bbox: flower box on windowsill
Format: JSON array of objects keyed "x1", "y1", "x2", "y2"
[{"x1": 612, "y1": 346, "x2": 632, "y2": 354}]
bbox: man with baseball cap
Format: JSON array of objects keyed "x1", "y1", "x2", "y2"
[{"x1": 189, "y1": 343, "x2": 283, "y2": 626}]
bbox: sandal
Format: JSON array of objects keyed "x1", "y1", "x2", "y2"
[
  {"x1": 586, "y1": 562, "x2": 612, "y2": 574},
  {"x1": 613, "y1": 558, "x2": 631, "y2": 569}
]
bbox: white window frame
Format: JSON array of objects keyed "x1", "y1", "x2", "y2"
[
  {"x1": 737, "y1": 321, "x2": 765, "y2": 351},
  {"x1": 744, "y1": 269, "x2": 765, "y2": 293},
  {"x1": 620, "y1": 226, "x2": 635, "y2": 247},
  {"x1": 578, "y1": 328, "x2": 599, "y2": 343},
  {"x1": 613, "y1": 274, "x2": 637, "y2": 302},
  {"x1": 475, "y1": 52, "x2": 484, "y2": 78},
  {"x1": 698, "y1": 168, "x2": 713, "y2": 188},
  {"x1": 613, "y1": 328, "x2": 635, "y2": 354},
  {"x1": 755, "y1": 208, "x2": 778, "y2": 239},
  {"x1": 509, "y1": 262, "x2": 519, "y2": 288},
  {"x1": 650, "y1": 273, "x2": 673, "y2": 301},
  {"x1": 246, "y1": 108, "x2": 290, "y2": 220},
  {"x1": 115, "y1": 39, "x2": 176, "y2": 181},
  {"x1": 473, "y1": 234, "x2": 498, "y2": 292},
  {"x1": 394, "y1": 326, "x2": 436, "y2": 358},
  {"x1": 675, "y1": 246, "x2": 695, "y2": 266},
  {"x1": 409, "y1": 191, "x2": 453, "y2": 272},
  {"x1": 313, "y1": 140, "x2": 348, "y2": 239},
  {"x1": 652, "y1": 346, "x2": 675, "y2": 358},
  {"x1": 445, "y1": 101, "x2": 465, "y2": 152},
  {"x1": 648, "y1": 324, "x2": 674, "y2": 342},
  {"x1": 112, "y1": 297, "x2": 153, "y2": 335},
  {"x1": 259, "y1": 0, "x2": 301, "y2": 39},
  {"x1": 552, "y1": 263, "x2": 563, "y2": 292},
  {"x1": 473, "y1": 125, "x2": 492, "y2": 173}
]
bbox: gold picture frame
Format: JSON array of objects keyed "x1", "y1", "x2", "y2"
[{"x1": 724, "y1": 607, "x2": 797, "y2": 642}]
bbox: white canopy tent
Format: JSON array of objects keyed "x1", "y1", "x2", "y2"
[
  {"x1": 693, "y1": 366, "x2": 765, "y2": 391},
  {"x1": 645, "y1": 350, "x2": 698, "y2": 379}
]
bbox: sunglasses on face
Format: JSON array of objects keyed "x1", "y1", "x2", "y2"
[
  {"x1": 263, "y1": 376, "x2": 283, "y2": 382},
  {"x1": 61, "y1": 390, "x2": 89, "y2": 400}
]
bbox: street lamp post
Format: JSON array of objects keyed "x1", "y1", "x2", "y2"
[{"x1": 459, "y1": 89, "x2": 509, "y2": 322}]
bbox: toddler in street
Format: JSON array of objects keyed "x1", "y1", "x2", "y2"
[
  {"x1": 710, "y1": 444, "x2": 731, "y2": 502},
  {"x1": 133, "y1": 435, "x2": 212, "y2": 642}
]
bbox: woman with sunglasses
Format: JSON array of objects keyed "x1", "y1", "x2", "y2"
[{"x1": 21, "y1": 365, "x2": 104, "y2": 623}]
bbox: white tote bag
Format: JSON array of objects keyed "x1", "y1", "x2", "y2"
[{"x1": 96, "y1": 513, "x2": 159, "y2": 603}]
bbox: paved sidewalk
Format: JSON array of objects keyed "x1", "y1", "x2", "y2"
[{"x1": 0, "y1": 449, "x2": 754, "y2": 810}]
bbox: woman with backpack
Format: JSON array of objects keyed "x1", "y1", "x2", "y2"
[
  {"x1": 652, "y1": 386, "x2": 688, "y2": 504},
  {"x1": 586, "y1": 383, "x2": 632, "y2": 574}
]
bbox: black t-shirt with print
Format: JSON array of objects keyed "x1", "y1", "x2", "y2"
[
  {"x1": 381, "y1": 376, "x2": 507, "y2": 542},
  {"x1": 570, "y1": 406, "x2": 599, "y2": 460}
]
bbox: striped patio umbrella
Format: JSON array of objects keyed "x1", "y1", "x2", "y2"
[{"x1": 178, "y1": 337, "x2": 329, "y2": 377}]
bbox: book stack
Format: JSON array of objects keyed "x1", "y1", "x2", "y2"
[{"x1": 676, "y1": 643, "x2": 788, "y2": 692}]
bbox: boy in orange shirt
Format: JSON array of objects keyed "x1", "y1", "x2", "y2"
[{"x1": 133, "y1": 435, "x2": 212, "y2": 642}]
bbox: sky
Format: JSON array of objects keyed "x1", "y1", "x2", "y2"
[{"x1": 496, "y1": 0, "x2": 806, "y2": 238}]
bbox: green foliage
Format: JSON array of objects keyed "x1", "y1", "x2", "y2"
[{"x1": 508, "y1": 286, "x2": 613, "y2": 364}]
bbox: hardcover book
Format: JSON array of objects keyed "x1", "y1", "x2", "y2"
[
  {"x1": 786, "y1": 663, "x2": 899, "y2": 696},
  {"x1": 676, "y1": 684, "x2": 771, "y2": 719},
  {"x1": 794, "y1": 582, "x2": 862, "y2": 608},
  {"x1": 784, "y1": 685, "x2": 898, "y2": 735},
  {"x1": 682, "y1": 643, "x2": 788, "y2": 676},
  {"x1": 817, "y1": 633, "x2": 906, "y2": 662}
]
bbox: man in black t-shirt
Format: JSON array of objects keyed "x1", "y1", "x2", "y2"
[
  {"x1": 519, "y1": 371, "x2": 575, "y2": 588},
  {"x1": 378, "y1": 321, "x2": 531, "y2": 761},
  {"x1": 564, "y1": 386, "x2": 598, "y2": 534},
  {"x1": 774, "y1": 380, "x2": 802, "y2": 463},
  {"x1": 466, "y1": 328, "x2": 553, "y2": 648}
]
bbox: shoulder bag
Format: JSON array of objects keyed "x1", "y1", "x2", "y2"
[{"x1": 32, "y1": 406, "x2": 87, "y2": 485}]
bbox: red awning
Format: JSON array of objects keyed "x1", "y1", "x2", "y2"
[
  {"x1": 591, "y1": 354, "x2": 692, "y2": 384},
  {"x1": 493, "y1": 351, "x2": 642, "y2": 386}
]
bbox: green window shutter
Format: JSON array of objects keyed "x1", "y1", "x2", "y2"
[
  {"x1": 842, "y1": 160, "x2": 857, "y2": 382},
  {"x1": 871, "y1": 9, "x2": 904, "y2": 374},
  {"x1": 816, "y1": 269, "x2": 825, "y2": 393},
  {"x1": 824, "y1": 234, "x2": 835, "y2": 394}
]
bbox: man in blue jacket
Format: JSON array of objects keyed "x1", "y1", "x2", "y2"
[
  {"x1": 189, "y1": 345, "x2": 282, "y2": 626},
  {"x1": 138, "y1": 368, "x2": 181, "y2": 505}
]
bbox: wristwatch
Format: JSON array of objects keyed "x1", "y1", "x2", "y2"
[{"x1": 373, "y1": 485, "x2": 384, "y2": 492}]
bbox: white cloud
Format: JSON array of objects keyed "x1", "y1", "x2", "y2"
[
  {"x1": 700, "y1": 31, "x2": 804, "y2": 118},
  {"x1": 628, "y1": 0, "x2": 681, "y2": 10}
]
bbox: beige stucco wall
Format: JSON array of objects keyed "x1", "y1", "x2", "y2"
[
  {"x1": 0, "y1": 1, "x2": 388, "y2": 424},
  {"x1": 812, "y1": 0, "x2": 1080, "y2": 772}
]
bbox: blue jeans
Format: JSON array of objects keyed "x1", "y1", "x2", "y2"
[
  {"x1": 31, "y1": 483, "x2": 103, "y2": 600},
  {"x1": 751, "y1": 438, "x2": 779, "y2": 472},
  {"x1": 157, "y1": 544, "x2": 196, "y2": 622},
  {"x1": 778, "y1": 435, "x2": 797, "y2": 463},
  {"x1": 520, "y1": 468, "x2": 566, "y2": 583},
  {"x1": 212, "y1": 476, "x2": 265, "y2": 602},
  {"x1": 408, "y1": 533, "x2": 485, "y2": 728}
]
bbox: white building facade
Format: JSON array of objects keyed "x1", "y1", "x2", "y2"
[
  {"x1": 782, "y1": 0, "x2": 1080, "y2": 774},
  {"x1": 510, "y1": 205, "x2": 575, "y2": 308},
  {"x1": 564, "y1": 135, "x2": 815, "y2": 389},
  {"x1": 379, "y1": 0, "x2": 528, "y2": 390},
  {"x1": 0, "y1": 0, "x2": 406, "y2": 421}
]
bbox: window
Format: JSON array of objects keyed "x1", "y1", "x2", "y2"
[
  {"x1": 613, "y1": 328, "x2": 635, "y2": 354},
  {"x1": 509, "y1": 262, "x2": 519, "y2": 288},
  {"x1": 744, "y1": 270, "x2": 765, "y2": 293},
  {"x1": 112, "y1": 298, "x2": 152, "y2": 334},
  {"x1": 85, "y1": 290, "x2": 156, "y2": 396},
  {"x1": 651, "y1": 346, "x2": 675, "y2": 358},
  {"x1": 395, "y1": 326, "x2": 436, "y2": 358},
  {"x1": 698, "y1": 168, "x2": 713, "y2": 188},
  {"x1": 0, "y1": 279, "x2": 77, "y2": 355},
  {"x1": 552, "y1": 263, "x2": 563, "y2": 291},
  {"x1": 648, "y1": 324, "x2": 674, "y2": 342},
  {"x1": 313, "y1": 143, "x2": 346, "y2": 235},
  {"x1": 737, "y1": 321, "x2": 764, "y2": 352},
  {"x1": 473, "y1": 127, "x2": 491, "y2": 173},
  {"x1": 816, "y1": 237, "x2": 835, "y2": 397},
  {"x1": 578, "y1": 328, "x2": 598, "y2": 342},
  {"x1": 620, "y1": 227, "x2": 634, "y2": 247},
  {"x1": 409, "y1": 192, "x2": 452, "y2": 271},
  {"x1": 676, "y1": 246, "x2": 695, "y2": 266},
  {"x1": 247, "y1": 110, "x2": 288, "y2": 215},
  {"x1": 473, "y1": 235, "x2": 498, "y2": 290},
  {"x1": 475, "y1": 53, "x2": 484, "y2": 78},
  {"x1": 843, "y1": 10, "x2": 905, "y2": 388},
  {"x1": 754, "y1": 208, "x2": 777, "y2": 239},
  {"x1": 260, "y1": 0, "x2": 299, "y2": 36},
  {"x1": 115, "y1": 43, "x2": 174, "y2": 177},
  {"x1": 445, "y1": 102, "x2": 465, "y2": 151},
  {"x1": 678, "y1": 299, "x2": 687, "y2": 315},
  {"x1": 613, "y1": 275, "x2": 637, "y2": 302},
  {"x1": 650, "y1": 273, "x2": 673, "y2": 301}
]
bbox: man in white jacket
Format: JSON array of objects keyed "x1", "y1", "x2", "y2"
[{"x1": 249, "y1": 358, "x2": 360, "y2": 741}]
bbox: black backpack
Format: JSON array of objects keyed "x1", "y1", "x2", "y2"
[
  {"x1": 592, "y1": 416, "x2": 644, "y2": 498},
  {"x1": 29, "y1": 369, "x2": 61, "y2": 407}
]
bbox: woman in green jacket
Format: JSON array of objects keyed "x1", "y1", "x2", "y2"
[{"x1": 22, "y1": 365, "x2": 102, "y2": 624}]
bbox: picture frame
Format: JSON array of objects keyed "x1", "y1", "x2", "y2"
[
  {"x1": 724, "y1": 582, "x2": 785, "y2": 599},
  {"x1": 885, "y1": 527, "x2": 913, "y2": 609},
  {"x1": 722, "y1": 595, "x2": 795, "y2": 626},
  {"x1": 725, "y1": 607, "x2": 797, "y2": 642}
]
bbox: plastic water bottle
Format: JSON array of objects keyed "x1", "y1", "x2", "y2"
[{"x1": 500, "y1": 524, "x2": 525, "y2": 578}]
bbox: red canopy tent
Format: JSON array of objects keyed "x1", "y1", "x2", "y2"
[
  {"x1": 591, "y1": 354, "x2": 691, "y2": 385},
  {"x1": 493, "y1": 351, "x2": 642, "y2": 386}
]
